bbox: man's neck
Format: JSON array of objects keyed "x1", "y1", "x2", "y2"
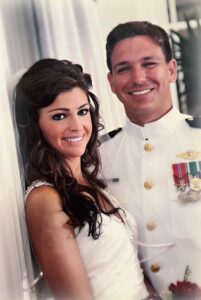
[{"x1": 127, "y1": 106, "x2": 173, "y2": 127}]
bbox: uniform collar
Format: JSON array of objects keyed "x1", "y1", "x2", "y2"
[{"x1": 125, "y1": 107, "x2": 186, "y2": 140}]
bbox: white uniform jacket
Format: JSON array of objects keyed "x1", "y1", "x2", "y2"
[{"x1": 100, "y1": 107, "x2": 201, "y2": 293}]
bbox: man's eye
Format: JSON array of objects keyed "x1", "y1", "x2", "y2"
[
  {"x1": 117, "y1": 66, "x2": 130, "y2": 73},
  {"x1": 143, "y1": 62, "x2": 157, "y2": 68},
  {"x1": 78, "y1": 108, "x2": 89, "y2": 116},
  {"x1": 52, "y1": 113, "x2": 66, "y2": 120}
]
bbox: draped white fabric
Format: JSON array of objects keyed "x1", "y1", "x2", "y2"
[
  {"x1": 0, "y1": 11, "x2": 36, "y2": 300},
  {"x1": 0, "y1": 0, "x2": 39, "y2": 72},
  {"x1": 0, "y1": 0, "x2": 38, "y2": 298},
  {"x1": 33, "y1": 0, "x2": 126, "y2": 131}
]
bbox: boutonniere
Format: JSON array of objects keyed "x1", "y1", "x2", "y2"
[{"x1": 160, "y1": 266, "x2": 201, "y2": 299}]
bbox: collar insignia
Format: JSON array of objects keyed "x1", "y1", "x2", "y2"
[{"x1": 177, "y1": 151, "x2": 201, "y2": 160}]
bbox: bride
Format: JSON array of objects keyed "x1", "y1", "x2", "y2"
[{"x1": 14, "y1": 58, "x2": 149, "y2": 300}]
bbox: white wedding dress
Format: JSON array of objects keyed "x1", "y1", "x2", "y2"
[{"x1": 26, "y1": 181, "x2": 148, "y2": 300}]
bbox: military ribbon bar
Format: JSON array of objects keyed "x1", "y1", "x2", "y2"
[{"x1": 172, "y1": 163, "x2": 189, "y2": 187}]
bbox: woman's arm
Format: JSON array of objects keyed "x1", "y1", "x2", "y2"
[{"x1": 26, "y1": 185, "x2": 93, "y2": 300}]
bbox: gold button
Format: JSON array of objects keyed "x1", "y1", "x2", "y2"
[
  {"x1": 144, "y1": 143, "x2": 154, "y2": 152},
  {"x1": 151, "y1": 264, "x2": 160, "y2": 273},
  {"x1": 144, "y1": 180, "x2": 154, "y2": 189},
  {"x1": 146, "y1": 221, "x2": 157, "y2": 231}
]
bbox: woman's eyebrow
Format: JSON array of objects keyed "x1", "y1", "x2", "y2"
[
  {"x1": 48, "y1": 103, "x2": 89, "y2": 113},
  {"x1": 78, "y1": 103, "x2": 90, "y2": 109}
]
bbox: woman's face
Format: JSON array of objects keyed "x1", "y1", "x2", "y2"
[{"x1": 39, "y1": 87, "x2": 92, "y2": 170}]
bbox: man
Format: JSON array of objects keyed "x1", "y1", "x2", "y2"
[{"x1": 100, "y1": 21, "x2": 201, "y2": 294}]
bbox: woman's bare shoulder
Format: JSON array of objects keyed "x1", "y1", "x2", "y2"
[
  {"x1": 25, "y1": 184, "x2": 71, "y2": 233},
  {"x1": 26, "y1": 184, "x2": 62, "y2": 211}
]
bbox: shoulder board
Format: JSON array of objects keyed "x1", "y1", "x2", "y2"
[
  {"x1": 108, "y1": 127, "x2": 122, "y2": 138},
  {"x1": 100, "y1": 127, "x2": 122, "y2": 143},
  {"x1": 185, "y1": 117, "x2": 201, "y2": 128}
]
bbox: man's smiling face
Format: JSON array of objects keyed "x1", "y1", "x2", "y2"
[{"x1": 108, "y1": 36, "x2": 177, "y2": 125}]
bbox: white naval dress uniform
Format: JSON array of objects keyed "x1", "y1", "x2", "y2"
[{"x1": 100, "y1": 107, "x2": 201, "y2": 294}]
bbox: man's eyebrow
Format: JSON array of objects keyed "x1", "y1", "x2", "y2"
[
  {"x1": 113, "y1": 56, "x2": 160, "y2": 70},
  {"x1": 113, "y1": 61, "x2": 129, "y2": 71},
  {"x1": 142, "y1": 56, "x2": 160, "y2": 61}
]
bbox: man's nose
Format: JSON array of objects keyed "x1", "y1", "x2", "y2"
[{"x1": 130, "y1": 66, "x2": 146, "y2": 85}]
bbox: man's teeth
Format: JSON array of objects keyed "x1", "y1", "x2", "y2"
[
  {"x1": 64, "y1": 136, "x2": 83, "y2": 142},
  {"x1": 129, "y1": 89, "x2": 151, "y2": 95}
]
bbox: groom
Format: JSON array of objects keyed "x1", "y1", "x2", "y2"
[{"x1": 100, "y1": 20, "x2": 201, "y2": 294}]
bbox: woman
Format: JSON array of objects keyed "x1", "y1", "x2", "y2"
[{"x1": 15, "y1": 58, "x2": 148, "y2": 300}]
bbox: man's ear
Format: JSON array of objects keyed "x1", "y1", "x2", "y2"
[
  {"x1": 168, "y1": 58, "x2": 177, "y2": 83},
  {"x1": 107, "y1": 72, "x2": 116, "y2": 94}
]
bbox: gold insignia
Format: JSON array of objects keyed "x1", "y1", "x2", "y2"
[{"x1": 177, "y1": 151, "x2": 201, "y2": 160}]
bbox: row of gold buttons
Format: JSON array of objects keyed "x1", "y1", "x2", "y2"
[{"x1": 144, "y1": 143, "x2": 160, "y2": 273}]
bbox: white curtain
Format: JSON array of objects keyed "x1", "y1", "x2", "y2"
[
  {"x1": 0, "y1": 0, "x2": 38, "y2": 299},
  {"x1": 0, "y1": 12, "x2": 35, "y2": 300},
  {"x1": 0, "y1": 0, "x2": 39, "y2": 72},
  {"x1": 33, "y1": 0, "x2": 125, "y2": 131}
]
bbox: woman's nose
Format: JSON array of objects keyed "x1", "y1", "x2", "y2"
[{"x1": 69, "y1": 116, "x2": 82, "y2": 131}]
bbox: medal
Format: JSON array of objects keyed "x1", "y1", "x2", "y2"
[{"x1": 172, "y1": 161, "x2": 201, "y2": 203}]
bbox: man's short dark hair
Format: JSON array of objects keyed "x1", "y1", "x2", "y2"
[{"x1": 106, "y1": 21, "x2": 173, "y2": 72}]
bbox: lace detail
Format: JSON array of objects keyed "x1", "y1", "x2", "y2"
[{"x1": 25, "y1": 180, "x2": 53, "y2": 200}]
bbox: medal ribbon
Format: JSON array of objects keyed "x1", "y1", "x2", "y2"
[{"x1": 172, "y1": 163, "x2": 189, "y2": 186}]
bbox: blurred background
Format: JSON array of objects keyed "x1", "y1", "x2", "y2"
[{"x1": 0, "y1": 1, "x2": 201, "y2": 299}]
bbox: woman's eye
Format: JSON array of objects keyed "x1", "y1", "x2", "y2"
[
  {"x1": 78, "y1": 108, "x2": 89, "y2": 116},
  {"x1": 52, "y1": 113, "x2": 66, "y2": 120}
]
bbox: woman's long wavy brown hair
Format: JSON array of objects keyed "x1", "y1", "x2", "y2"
[{"x1": 15, "y1": 58, "x2": 118, "y2": 239}]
